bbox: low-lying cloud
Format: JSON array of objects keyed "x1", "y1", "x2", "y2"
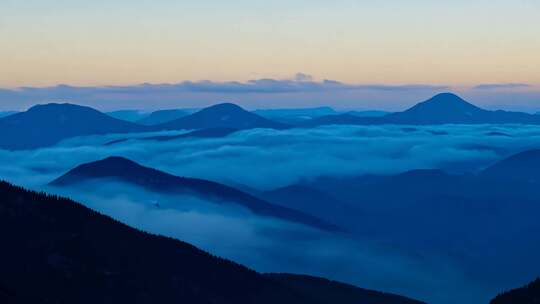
[
  {"x1": 2, "y1": 125, "x2": 540, "y2": 304},
  {"x1": 42, "y1": 180, "x2": 486, "y2": 304},
  {"x1": 2, "y1": 124, "x2": 540, "y2": 190}
]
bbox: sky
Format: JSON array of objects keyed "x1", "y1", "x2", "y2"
[{"x1": 1, "y1": 0, "x2": 539, "y2": 110}]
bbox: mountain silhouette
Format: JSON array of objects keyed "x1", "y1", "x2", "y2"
[
  {"x1": 481, "y1": 149, "x2": 540, "y2": 182},
  {"x1": 157, "y1": 103, "x2": 287, "y2": 130},
  {"x1": 299, "y1": 152, "x2": 540, "y2": 256},
  {"x1": 50, "y1": 156, "x2": 336, "y2": 231},
  {"x1": 258, "y1": 185, "x2": 356, "y2": 224},
  {"x1": 254, "y1": 107, "x2": 338, "y2": 124},
  {"x1": 137, "y1": 109, "x2": 192, "y2": 125},
  {"x1": 0, "y1": 181, "x2": 424, "y2": 304},
  {"x1": 266, "y1": 274, "x2": 425, "y2": 304},
  {"x1": 490, "y1": 278, "x2": 540, "y2": 304},
  {"x1": 305, "y1": 93, "x2": 540, "y2": 126},
  {"x1": 106, "y1": 109, "x2": 149, "y2": 122},
  {"x1": 384, "y1": 93, "x2": 484, "y2": 124},
  {"x1": 0, "y1": 103, "x2": 148, "y2": 150},
  {"x1": 346, "y1": 110, "x2": 391, "y2": 118}
]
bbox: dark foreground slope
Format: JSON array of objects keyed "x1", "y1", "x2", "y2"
[
  {"x1": 266, "y1": 274, "x2": 424, "y2": 304},
  {"x1": 490, "y1": 278, "x2": 540, "y2": 304},
  {"x1": 0, "y1": 181, "x2": 424, "y2": 304}
]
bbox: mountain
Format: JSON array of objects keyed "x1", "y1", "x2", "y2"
[
  {"x1": 490, "y1": 278, "x2": 540, "y2": 304},
  {"x1": 346, "y1": 110, "x2": 391, "y2": 118},
  {"x1": 305, "y1": 93, "x2": 540, "y2": 126},
  {"x1": 104, "y1": 128, "x2": 238, "y2": 146},
  {"x1": 254, "y1": 107, "x2": 337, "y2": 118},
  {"x1": 253, "y1": 107, "x2": 337, "y2": 124},
  {"x1": 137, "y1": 109, "x2": 193, "y2": 125},
  {"x1": 0, "y1": 103, "x2": 149, "y2": 150},
  {"x1": 50, "y1": 156, "x2": 336, "y2": 231},
  {"x1": 0, "y1": 181, "x2": 424, "y2": 304},
  {"x1": 157, "y1": 103, "x2": 287, "y2": 130},
  {"x1": 301, "y1": 113, "x2": 380, "y2": 127},
  {"x1": 106, "y1": 110, "x2": 149, "y2": 122},
  {"x1": 300, "y1": 153, "x2": 540, "y2": 251},
  {"x1": 481, "y1": 149, "x2": 540, "y2": 182},
  {"x1": 258, "y1": 185, "x2": 356, "y2": 224},
  {"x1": 266, "y1": 274, "x2": 425, "y2": 304},
  {"x1": 384, "y1": 93, "x2": 485, "y2": 124}
]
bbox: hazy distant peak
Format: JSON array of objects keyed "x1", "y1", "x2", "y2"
[
  {"x1": 27, "y1": 103, "x2": 97, "y2": 112},
  {"x1": 202, "y1": 103, "x2": 247, "y2": 112},
  {"x1": 410, "y1": 93, "x2": 482, "y2": 112}
]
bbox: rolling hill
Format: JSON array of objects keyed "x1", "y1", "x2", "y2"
[
  {"x1": 106, "y1": 110, "x2": 149, "y2": 122},
  {"x1": 257, "y1": 185, "x2": 356, "y2": 224},
  {"x1": 481, "y1": 149, "x2": 540, "y2": 182},
  {"x1": 137, "y1": 109, "x2": 193, "y2": 125},
  {"x1": 157, "y1": 103, "x2": 287, "y2": 130},
  {"x1": 49, "y1": 156, "x2": 336, "y2": 231},
  {"x1": 0, "y1": 103, "x2": 149, "y2": 150}
]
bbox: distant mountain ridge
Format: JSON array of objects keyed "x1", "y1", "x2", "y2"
[
  {"x1": 50, "y1": 156, "x2": 337, "y2": 231},
  {"x1": 136, "y1": 109, "x2": 193, "y2": 125},
  {"x1": 257, "y1": 185, "x2": 356, "y2": 224},
  {"x1": 306, "y1": 93, "x2": 540, "y2": 126},
  {"x1": 0, "y1": 103, "x2": 285, "y2": 150},
  {"x1": 481, "y1": 149, "x2": 540, "y2": 182},
  {"x1": 0, "y1": 103, "x2": 149, "y2": 150},
  {"x1": 157, "y1": 103, "x2": 288, "y2": 130},
  {"x1": 0, "y1": 180, "x2": 424, "y2": 304},
  {"x1": 4, "y1": 94, "x2": 540, "y2": 151},
  {"x1": 106, "y1": 109, "x2": 149, "y2": 122},
  {"x1": 293, "y1": 149, "x2": 540, "y2": 264}
]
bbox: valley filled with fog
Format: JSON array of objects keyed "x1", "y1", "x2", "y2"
[{"x1": 2, "y1": 123, "x2": 540, "y2": 304}]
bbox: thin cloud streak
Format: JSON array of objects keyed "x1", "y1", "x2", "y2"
[{"x1": 0, "y1": 75, "x2": 538, "y2": 111}]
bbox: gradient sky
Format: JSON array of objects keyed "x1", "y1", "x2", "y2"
[
  {"x1": 1, "y1": 1, "x2": 539, "y2": 110},
  {"x1": 2, "y1": 0, "x2": 539, "y2": 86}
]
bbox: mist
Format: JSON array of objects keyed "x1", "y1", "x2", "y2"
[
  {"x1": 2, "y1": 124, "x2": 540, "y2": 303},
  {"x1": 42, "y1": 180, "x2": 486, "y2": 304},
  {"x1": 2, "y1": 124, "x2": 540, "y2": 190}
]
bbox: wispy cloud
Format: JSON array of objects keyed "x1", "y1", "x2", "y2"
[
  {"x1": 0, "y1": 75, "x2": 448, "y2": 111},
  {"x1": 473, "y1": 83, "x2": 531, "y2": 90},
  {"x1": 1, "y1": 75, "x2": 539, "y2": 111}
]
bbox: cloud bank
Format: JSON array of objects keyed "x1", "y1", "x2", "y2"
[
  {"x1": 2, "y1": 75, "x2": 538, "y2": 112},
  {"x1": 2, "y1": 125, "x2": 540, "y2": 304},
  {"x1": 3, "y1": 124, "x2": 540, "y2": 190}
]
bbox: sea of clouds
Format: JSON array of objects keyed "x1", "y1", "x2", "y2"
[
  {"x1": 3, "y1": 124, "x2": 540, "y2": 189},
  {"x1": 2, "y1": 124, "x2": 540, "y2": 304}
]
